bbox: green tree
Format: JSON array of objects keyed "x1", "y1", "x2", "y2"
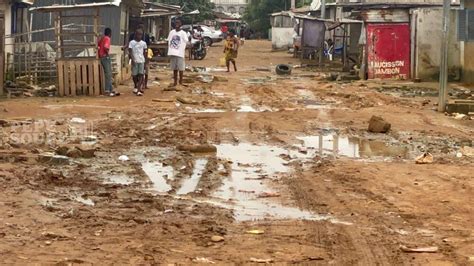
[
  {"x1": 156, "y1": 0, "x2": 215, "y2": 23},
  {"x1": 243, "y1": 0, "x2": 289, "y2": 37},
  {"x1": 244, "y1": 0, "x2": 319, "y2": 37}
]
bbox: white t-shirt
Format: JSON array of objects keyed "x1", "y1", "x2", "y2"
[
  {"x1": 167, "y1": 29, "x2": 189, "y2": 58},
  {"x1": 129, "y1": 40, "x2": 147, "y2": 64}
]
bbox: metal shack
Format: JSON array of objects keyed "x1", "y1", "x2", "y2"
[{"x1": 362, "y1": 9, "x2": 411, "y2": 80}]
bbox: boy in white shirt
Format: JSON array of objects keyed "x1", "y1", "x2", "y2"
[
  {"x1": 128, "y1": 29, "x2": 147, "y2": 96},
  {"x1": 167, "y1": 18, "x2": 189, "y2": 87}
]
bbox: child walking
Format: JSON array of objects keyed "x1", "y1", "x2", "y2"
[
  {"x1": 128, "y1": 29, "x2": 147, "y2": 96},
  {"x1": 167, "y1": 17, "x2": 189, "y2": 87},
  {"x1": 224, "y1": 29, "x2": 239, "y2": 72}
]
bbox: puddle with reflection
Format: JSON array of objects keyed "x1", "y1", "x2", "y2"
[
  {"x1": 211, "y1": 143, "x2": 349, "y2": 223},
  {"x1": 142, "y1": 162, "x2": 174, "y2": 193},
  {"x1": 295, "y1": 135, "x2": 412, "y2": 159},
  {"x1": 177, "y1": 159, "x2": 208, "y2": 195}
]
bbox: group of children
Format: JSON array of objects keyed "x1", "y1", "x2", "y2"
[{"x1": 98, "y1": 17, "x2": 240, "y2": 97}]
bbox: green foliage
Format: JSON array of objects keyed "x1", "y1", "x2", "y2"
[
  {"x1": 243, "y1": 0, "x2": 289, "y2": 37},
  {"x1": 155, "y1": 0, "x2": 215, "y2": 23}
]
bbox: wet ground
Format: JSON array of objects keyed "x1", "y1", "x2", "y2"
[{"x1": 0, "y1": 40, "x2": 473, "y2": 264}]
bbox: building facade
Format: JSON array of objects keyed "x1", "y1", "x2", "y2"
[{"x1": 211, "y1": 0, "x2": 248, "y2": 15}]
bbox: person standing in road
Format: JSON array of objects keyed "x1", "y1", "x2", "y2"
[
  {"x1": 223, "y1": 29, "x2": 239, "y2": 72},
  {"x1": 126, "y1": 23, "x2": 151, "y2": 90},
  {"x1": 167, "y1": 18, "x2": 188, "y2": 87},
  {"x1": 98, "y1": 28, "x2": 118, "y2": 97},
  {"x1": 128, "y1": 29, "x2": 148, "y2": 96}
]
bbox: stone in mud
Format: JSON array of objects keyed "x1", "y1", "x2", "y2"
[
  {"x1": 368, "y1": 116, "x2": 391, "y2": 133},
  {"x1": 77, "y1": 146, "x2": 96, "y2": 158},
  {"x1": 213, "y1": 76, "x2": 228, "y2": 82},
  {"x1": 178, "y1": 144, "x2": 217, "y2": 153},
  {"x1": 176, "y1": 96, "x2": 199, "y2": 105},
  {"x1": 55, "y1": 146, "x2": 69, "y2": 156},
  {"x1": 66, "y1": 147, "x2": 83, "y2": 158}
]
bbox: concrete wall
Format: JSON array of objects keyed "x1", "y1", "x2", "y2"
[
  {"x1": 271, "y1": 27, "x2": 294, "y2": 50},
  {"x1": 463, "y1": 0, "x2": 474, "y2": 83},
  {"x1": 414, "y1": 8, "x2": 461, "y2": 80}
]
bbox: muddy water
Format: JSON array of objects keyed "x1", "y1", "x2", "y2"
[
  {"x1": 142, "y1": 161, "x2": 174, "y2": 193},
  {"x1": 295, "y1": 135, "x2": 412, "y2": 159},
  {"x1": 211, "y1": 143, "x2": 345, "y2": 222},
  {"x1": 177, "y1": 159, "x2": 208, "y2": 195}
]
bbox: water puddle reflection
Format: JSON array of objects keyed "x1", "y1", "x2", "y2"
[
  {"x1": 211, "y1": 143, "x2": 348, "y2": 223},
  {"x1": 142, "y1": 162, "x2": 174, "y2": 193},
  {"x1": 177, "y1": 159, "x2": 208, "y2": 195}
]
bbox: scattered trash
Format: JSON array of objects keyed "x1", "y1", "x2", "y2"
[
  {"x1": 415, "y1": 153, "x2": 434, "y2": 164},
  {"x1": 70, "y1": 117, "x2": 86, "y2": 124},
  {"x1": 178, "y1": 144, "x2": 217, "y2": 153},
  {"x1": 246, "y1": 230, "x2": 264, "y2": 235},
  {"x1": 456, "y1": 152, "x2": 463, "y2": 158},
  {"x1": 83, "y1": 135, "x2": 97, "y2": 142},
  {"x1": 257, "y1": 192, "x2": 281, "y2": 198},
  {"x1": 164, "y1": 209, "x2": 174, "y2": 214},
  {"x1": 249, "y1": 257, "x2": 274, "y2": 263},
  {"x1": 275, "y1": 64, "x2": 292, "y2": 75},
  {"x1": 38, "y1": 153, "x2": 70, "y2": 165},
  {"x1": 211, "y1": 235, "x2": 225, "y2": 242},
  {"x1": 452, "y1": 113, "x2": 470, "y2": 120},
  {"x1": 368, "y1": 116, "x2": 391, "y2": 133},
  {"x1": 461, "y1": 146, "x2": 474, "y2": 157},
  {"x1": 400, "y1": 245, "x2": 439, "y2": 253},
  {"x1": 193, "y1": 257, "x2": 216, "y2": 264},
  {"x1": 118, "y1": 155, "x2": 130, "y2": 162}
]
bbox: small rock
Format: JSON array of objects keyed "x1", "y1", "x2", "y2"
[
  {"x1": 178, "y1": 144, "x2": 217, "y2": 153},
  {"x1": 66, "y1": 147, "x2": 83, "y2": 158},
  {"x1": 415, "y1": 153, "x2": 434, "y2": 164},
  {"x1": 211, "y1": 235, "x2": 224, "y2": 242},
  {"x1": 368, "y1": 116, "x2": 391, "y2": 133},
  {"x1": 118, "y1": 155, "x2": 130, "y2": 161},
  {"x1": 77, "y1": 146, "x2": 96, "y2": 158}
]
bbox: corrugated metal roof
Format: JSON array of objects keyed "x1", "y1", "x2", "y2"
[{"x1": 30, "y1": 1, "x2": 121, "y2": 12}]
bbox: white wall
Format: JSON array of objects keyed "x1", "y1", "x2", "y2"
[
  {"x1": 272, "y1": 27, "x2": 294, "y2": 50},
  {"x1": 414, "y1": 8, "x2": 461, "y2": 80}
]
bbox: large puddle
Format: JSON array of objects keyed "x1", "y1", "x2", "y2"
[
  {"x1": 210, "y1": 143, "x2": 350, "y2": 223},
  {"x1": 106, "y1": 134, "x2": 409, "y2": 223}
]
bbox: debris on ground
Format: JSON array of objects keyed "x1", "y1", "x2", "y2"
[
  {"x1": 70, "y1": 117, "x2": 86, "y2": 124},
  {"x1": 415, "y1": 153, "x2": 434, "y2": 164},
  {"x1": 211, "y1": 235, "x2": 225, "y2": 242},
  {"x1": 246, "y1": 230, "x2": 264, "y2": 235},
  {"x1": 257, "y1": 192, "x2": 281, "y2": 198},
  {"x1": 400, "y1": 245, "x2": 439, "y2": 253},
  {"x1": 368, "y1": 116, "x2": 392, "y2": 133},
  {"x1": 275, "y1": 64, "x2": 292, "y2": 75},
  {"x1": 250, "y1": 257, "x2": 274, "y2": 263},
  {"x1": 118, "y1": 155, "x2": 130, "y2": 162},
  {"x1": 460, "y1": 146, "x2": 474, "y2": 157},
  {"x1": 193, "y1": 257, "x2": 216, "y2": 264}
]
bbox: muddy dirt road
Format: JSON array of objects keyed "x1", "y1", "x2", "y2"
[{"x1": 0, "y1": 40, "x2": 473, "y2": 265}]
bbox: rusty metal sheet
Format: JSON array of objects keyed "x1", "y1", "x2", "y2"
[{"x1": 367, "y1": 23, "x2": 411, "y2": 80}]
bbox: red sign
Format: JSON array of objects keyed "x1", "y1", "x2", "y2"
[{"x1": 367, "y1": 23, "x2": 410, "y2": 80}]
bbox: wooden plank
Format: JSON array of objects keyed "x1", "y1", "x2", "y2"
[
  {"x1": 81, "y1": 62, "x2": 88, "y2": 95},
  {"x1": 63, "y1": 61, "x2": 70, "y2": 96},
  {"x1": 70, "y1": 61, "x2": 76, "y2": 96},
  {"x1": 75, "y1": 61, "x2": 82, "y2": 95},
  {"x1": 99, "y1": 62, "x2": 105, "y2": 95},
  {"x1": 93, "y1": 61, "x2": 100, "y2": 96},
  {"x1": 57, "y1": 61, "x2": 64, "y2": 96},
  {"x1": 88, "y1": 61, "x2": 94, "y2": 96}
]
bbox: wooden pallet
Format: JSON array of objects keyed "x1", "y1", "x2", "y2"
[{"x1": 57, "y1": 57, "x2": 103, "y2": 96}]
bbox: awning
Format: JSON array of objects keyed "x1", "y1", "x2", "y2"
[{"x1": 30, "y1": 1, "x2": 121, "y2": 12}]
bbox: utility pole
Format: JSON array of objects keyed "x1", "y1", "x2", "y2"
[
  {"x1": 438, "y1": 0, "x2": 451, "y2": 112},
  {"x1": 321, "y1": 0, "x2": 326, "y2": 19},
  {"x1": 319, "y1": 0, "x2": 327, "y2": 66}
]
